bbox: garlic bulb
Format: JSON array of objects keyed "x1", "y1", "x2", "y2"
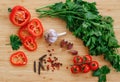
[{"x1": 44, "y1": 29, "x2": 66, "y2": 43}]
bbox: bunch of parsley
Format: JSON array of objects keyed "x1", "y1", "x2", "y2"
[{"x1": 36, "y1": 0, "x2": 120, "y2": 71}]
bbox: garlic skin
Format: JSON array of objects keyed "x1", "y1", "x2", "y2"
[
  {"x1": 48, "y1": 37, "x2": 57, "y2": 43},
  {"x1": 44, "y1": 29, "x2": 66, "y2": 43},
  {"x1": 48, "y1": 29, "x2": 57, "y2": 37}
]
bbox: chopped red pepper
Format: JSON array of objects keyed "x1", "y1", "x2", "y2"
[
  {"x1": 27, "y1": 18, "x2": 44, "y2": 37},
  {"x1": 10, "y1": 51, "x2": 27, "y2": 66},
  {"x1": 23, "y1": 36, "x2": 37, "y2": 51},
  {"x1": 18, "y1": 25, "x2": 33, "y2": 40},
  {"x1": 9, "y1": 5, "x2": 31, "y2": 27}
]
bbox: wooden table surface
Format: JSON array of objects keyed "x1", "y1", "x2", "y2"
[{"x1": 0, "y1": 0, "x2": 120, "y2": 82}]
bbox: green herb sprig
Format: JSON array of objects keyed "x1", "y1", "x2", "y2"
[
  {"x1": 93, "y1": 65, "x2": 110, "y2": 82},
  {"x1": 10, "y1": 34, "x2": 22, "y2": 50},
  {"x1": 36, "y1": 0, "x2": 120, "y2": 71}
]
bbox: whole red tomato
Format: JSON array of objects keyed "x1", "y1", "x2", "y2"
[
  {"x1": 80, "y1": 64, "x2": 90, "y2": 73},
  {"x1": 71, "y1": 65, "x2": 80, "y2": 74},
  {"x1": 89, "y1": 61, "x2": 99, "y2": 71},
  {"x1": 73, "y1": 56, "x2": 83, "y2": 65},
  {"x1": 83, "y1": 55, "x2": 92, "y2": 64}
]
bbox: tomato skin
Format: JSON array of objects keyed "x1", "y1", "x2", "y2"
[
  {"x1": 10, "y1": 51, "x2": 27, "y2": 66},
  {"x1": 27, "y1": 18, "x2": 44, "y2": 37},
  {"x1": 73, "y1": 56, "x2": 83, "y2": 65},
  {"x1": 89, "y1": 61, "x2": 99, "y2": 71},
  {"x1": 83, "y1": 55, "x2": 92, "y2": 64},
  {"x1": 80, "y1": 64, "x2": 90, "y2": 73},
  {"x1": 9, "y1": 5, "x2": 31, "y2": 27},
  {"x1": 71, "y1": 65, "x2": 80, "y2": 74},
  {"x1": 23, "y1": 36, "x2": 37, "y2": 51}
]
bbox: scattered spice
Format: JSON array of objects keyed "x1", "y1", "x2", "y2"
[
  {"x1": 49, "y1": 54, "x2": 52, "y2": 56},
  {"x1": 33, "y1": 48, "x2": 62, "y2": 75},
  {"x1": 47, "y1": 65, "x2": 50, "y2": 71},
  {"x1": 66, "y1": 66, "x2": 69, "y2": 69},
  {"x1": 45, "y1": 56, "x2": 62, "y2": 71},
  {"x1": 38, "y1": 61, "x2": 41, "y2": 75},
  {"x1": 39, "y1": 54, "x2": 47, "y2": 62},
  {"x1": 33, "y1": 54, "x2": 47, "y2": 75},
  {"x1": 33, "y1": 61, "x2": 36, "y2": 73},
  {"x1": 43, "y1": 59, "x2": 47, "y2": 64},
  {"x1": 54, "y1": 57, "x2": 58, "y2": 61},
  {"x1": 47, "y1": 50, "x2": 51, "y2": 52},
  {"x1": 52, "y1": 49, "x2": 54, "y2": 51},
  {"x1": 49, "y1": 44, "x2": 51, "y2": 46},
  {"x1": 39, "y1": 61, "x2": 45, "y2": 71},
  {"x1": 45, "y1": 48, "x2": 62, "y2": 72}
]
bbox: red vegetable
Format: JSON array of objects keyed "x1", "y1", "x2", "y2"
[
  {"x1": 18, "y1": 25, "x2": 33, "y2": 40},
  {"x1": 10, "y1": 51, "x2": 27, "y2": 66},
  {"x1": 83, "y1": 55, "x2": 92, "y2": 64},
  {"x1": 73, "y1": 56, "x2": 83, "y2": 65},
  {"x1": 89, "y1": 61, "x2": 99, "y2": 71},
  {"x1": 23, "y1": 36, "x2": 37, "y2": 51},
  {"x1": 69, "y1": 50, "x2": 78, "y2": 55},
  {"x1": 80, "y1": 64, "x2": 90, "y2": 73},
  {"x1": 27, "y1": 18, "x2": 44, "y2": 37},
  {"x1": 71, "y1": 65, "x2": 80, "y2": 74},
  {"x1": 9, "y1": 5, "x2": 31, "y2": 27}
]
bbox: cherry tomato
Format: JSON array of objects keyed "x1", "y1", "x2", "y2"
[
  {"x1": 73, "y1": 56, "x2": 83, "y2": 65},
  {"x1": 23, "y1": 36, "x2": 37, "y2": 51},
  {"x1": 27, "y1": 18, "x2": 44, "y2": 37},
  {"x1": 83, "y1": 55, "x2": 92, "y2": 64},
  {"x1": 10, "y1": 51, "x2": 27, "y2": 66},
  {"x1": 80, "y1": 64, "x2": 90, "y2": 73},
  {"x1": 9, "y1": 5, "x2": 31, "y2": 27},
  {"x1": 18, "y1": 25, "x2": 33, "y2": 40},
  {"x1": 71, "y1": 65, "x2": 80, "y2": 74},
  {"x1": 89, "y1": 61, "x2": 99, "y2": 71}
]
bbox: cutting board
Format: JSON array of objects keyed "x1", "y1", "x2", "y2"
[{"x1": 0, "y1": 0, "x2": 120, "y2": 82}]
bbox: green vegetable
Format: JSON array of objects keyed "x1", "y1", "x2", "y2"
[
  {"x1": 10, "y1": 34, "x2": 22, "y2": 50},
  {"x1": 93, "y1": 65, "x2": 110, "y2": 82},
  {"x1": 36, "y1": 0, "x2": 120, "y2": 71}
]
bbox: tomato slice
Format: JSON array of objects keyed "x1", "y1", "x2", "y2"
[
  {"x1": 9, "y1": 5, "x2": 31, "y2": 27},
  {"x1": 10, "y1": 51, "x2": 27, "y2": 66},
  {"x1": 18, "y1": 25, "x2": 34, "y2": 40},
  {"x1": 23, "y1": 36, "x2": 37, "y2": 51},
  {"x1": 27, "y1": 19, "x2": 44, "y2": 37}
]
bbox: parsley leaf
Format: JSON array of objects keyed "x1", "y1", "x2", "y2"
[
  {"x1": 10, "y1": 34, "x2": 22, "y2": 50},
  {"x1": 93, "y1": 65, "x2": 110, "y2": 82}
]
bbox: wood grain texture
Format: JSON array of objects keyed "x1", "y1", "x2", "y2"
[{"x1": 0, "y1": 0, "x2": 120, "y2": 82}]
